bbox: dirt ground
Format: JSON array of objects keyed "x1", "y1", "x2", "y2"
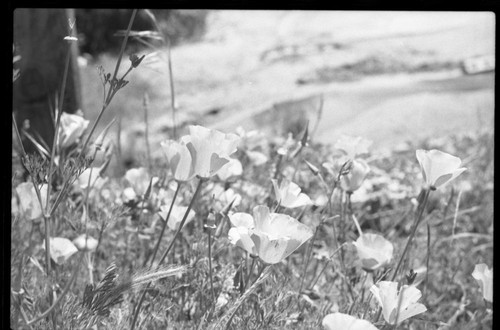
[{"x1": 81, "y1": 10, "x2": 495, "y2": 153}]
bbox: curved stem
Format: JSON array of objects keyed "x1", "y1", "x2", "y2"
[
  {"x1": 391, "y1": 189, "x2": 431, "y2": 281},
  {"x1": 307, "y1": 242, "x2": 346, "y2": 290},
  {"x1": 242, "y1": 256, "x2": 256, "y2": 293},
  {"x1": 27, "y1": 253, "x2": 84, "y2": 326},
  {"x1": 298, "y1": 223, "x2": 319, "y2": 294},
  {"x1": 225, "y1": 264, "x2": 269, "y2": 330},
  {"x1": 148, "y1": 182, "x2": 182, "y2": 267},
  {"x1": 424, "y1": 221, "x2": 431, "y2": 299},
  {"x1": 157, "y1": 179, "x2": 204, "y2": 266},
  {"x1": 374, "y1": 189, "x2": 431, "y2": 322},
  {"x1": 131, "y1": 178, "x2": 204, "y2": 330}
]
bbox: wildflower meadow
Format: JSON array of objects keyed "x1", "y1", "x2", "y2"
[{"x1": 11, "y1": 9, "x2": 493, "y2": 330}]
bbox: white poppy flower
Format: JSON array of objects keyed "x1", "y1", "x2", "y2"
[
  {"x1": 42, "y1": 237, "x2": 78, "y2": 265},
  {"x1": 122, "y1": 187, "x2": 137, "y2": 203},
  {"x1": 161, "y1": 139, "x2": 195, "y2": 182},
  {"x1": 181, "y1": 125, "x2": 240, "y2": 179},
  {"x1": 73, "y1": 234, "x2": 98, "y2": 252},
  {"x1": 15, "y1": 182, "x2": 48, "y2": 220},
  {"x1": 124, "y1": 167, "x2": 159, "y2": 197},
  {"x1": 416, "y1": 149, "x2": 467, "y2": 190},
  {"x1": 472, "y1": 263, "x2": 493, "y2": 302},
  {"x1": 57, "y1": 112, "x2": 89, "y2": 148},
  {"x1": 217, "y1": 157, "x2": 243, "y2": 181},
  {"x1": 370, "y1": 281, "x2": 427, "y2": 325},
  {"x1": 335, "y1": 135, "x2": 372, "y2": 159},
  {"x1": 228, "y1": 205, "x2": 313, "y2": 264},
  {"x1": 272, "y1": 178, "x2": 312, "y2": 209},
  {"x1": 353, "y1": 233, "x2": 393, "y2": 271},
  {"x1": 235, "y1": 126, "x2": 267, "y2": 151},
  {"x1": 341, "y1": 159, "x2": 370, "y2": 193},
  {"x1": 12, "y1": 195, "x2": 19, "y2": 217},
  {"x1": 76, "y1": 167, "x2": 107, "y2": 190},
  {"x1": 322, "y1": 312, "x2": 379, "y2": 330},
  {"x1": 158, "y1": 204, "x2": 196, "y2": 231},
  {"x1": 246, "y1": 150, "x2": 268, "y2": 166},
  {"x1": 211, "y1": 185, "x2": 242, "y2": 210}
]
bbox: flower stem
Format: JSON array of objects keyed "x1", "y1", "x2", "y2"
[
  {"x1": 243, "y1": 256, "x2": 257, "y2": 293},
  {"x1": 307, "y1": 242, "x2": 346, "y2": 290},
  {"x1": 424, "y1": 221, "x2": 431, "y2": 299},
  {"x1": 224, "y1": 265, "x2": 270, "y2": 330},
  {"x1": 13, "y1": 114, "x2": 51, "y2": 277},
  {"x1": 130, "y1": 178, "x2": 204, "y2": 330},
  {"x1": 148, "y1": 182, "x2": 182, "y2": 268},
  {"x1": 45, "y1": 37, "x2": 71, "y2": 212},
  {"x1": 208, "y1": 229, "x2": 215, "y2": 304},
  {"x1": 298, "y1": 223, "x2": 320, "y2": 294},
  {"x1": 391, "y1": 189, "x2": 431, "y2": 281},
  {"x1": 86, "y1": 251, "x2": 93, "y2": 284},
  {"x1": 43, "y1": 215, "x2": 52, "y2": 276},
  {"x1": 374, "y1": 189, "x2": 431, "y2": 322},
  {"x1": 158, "y1": 179, "x2": 204, "y2": 266}
]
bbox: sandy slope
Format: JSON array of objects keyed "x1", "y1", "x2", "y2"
[
  {"x1": 193, "y1": 11, "x2": 494, "y2": 150},
  {"x1": 82, "y1": 10, "x2": 494, "y2": 153}
]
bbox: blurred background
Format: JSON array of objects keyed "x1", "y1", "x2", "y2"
[{"x1": 13, "y1": 9, "x2": 495, "y2": 160}]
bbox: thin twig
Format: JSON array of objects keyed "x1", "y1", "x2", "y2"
[
  {"x1": 80, "y1": 9, "x2": 137, "y2": 154},
  {"x1": 143, "y1": 93, "x2": 152, "y2": 172},
  {"x1": 148, "y1": 182, "x2": 182, "y2": 267}
]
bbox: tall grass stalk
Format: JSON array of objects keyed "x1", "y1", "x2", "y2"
[
  {"x1": 45, "y1": 19, "x2": 75, "y2": 213},
  {"x1": 143, "y1": 9, "x2": 178, "y2": 139},
  {"x1": 166, "y1": 41, "x2": 177, "y2": 139},
  {"x1": 143, "y1": 93, "x2": 152, "y2": 172},
  {"x1": 131, "y1": 178, "x2": 204, "y2": 330}
]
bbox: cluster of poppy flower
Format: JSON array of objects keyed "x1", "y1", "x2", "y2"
[{"x1": 12, "y1": 115, "x2": 492, "y2": 328}]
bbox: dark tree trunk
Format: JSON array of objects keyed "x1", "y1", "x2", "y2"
[{"x1": 13, "y1": 8, "x2": 82, "y2": 154}]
